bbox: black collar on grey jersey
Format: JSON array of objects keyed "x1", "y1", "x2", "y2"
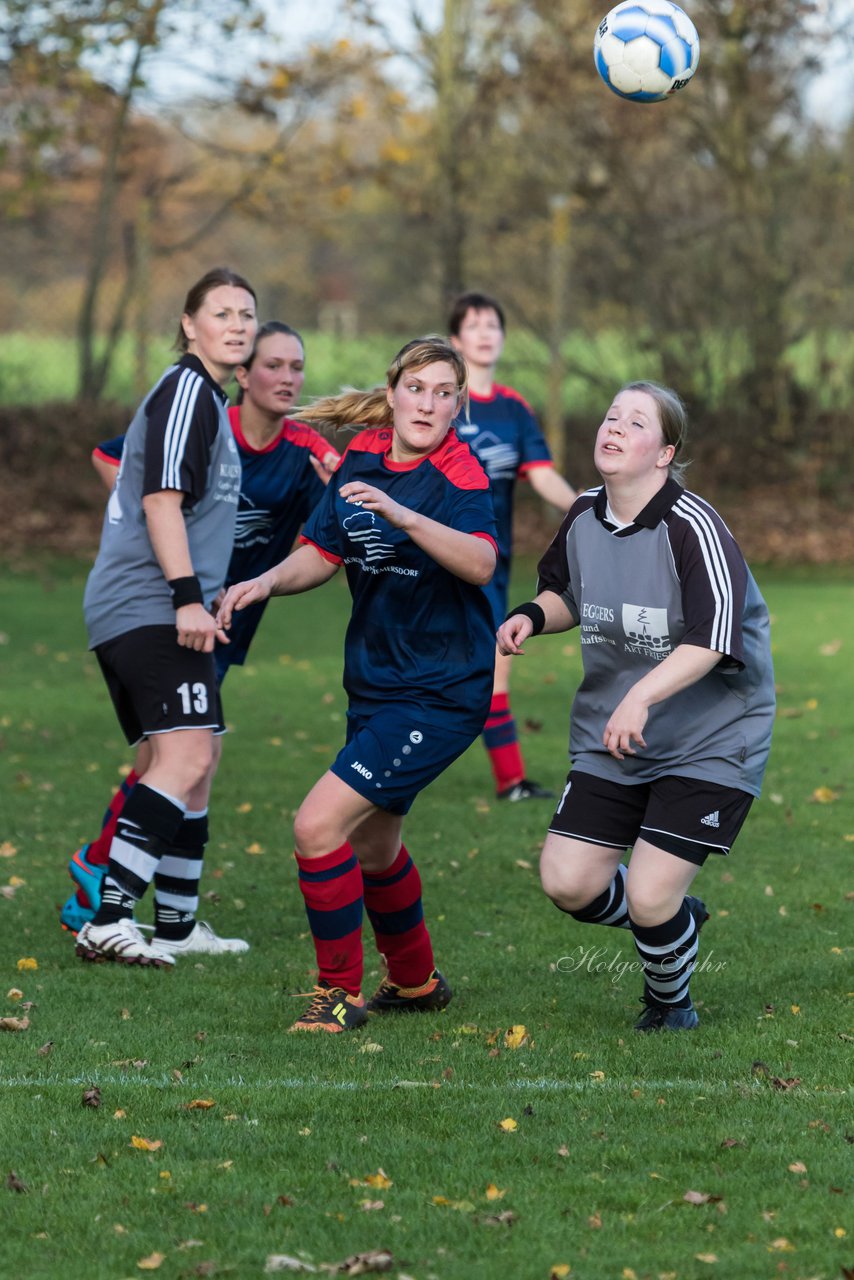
[
  {"x1": 594, "y1": 476, "x2": 683, "y2": 536},
  {"x1": 178, "y1": 353, "x2": 229, "y2": 405}
]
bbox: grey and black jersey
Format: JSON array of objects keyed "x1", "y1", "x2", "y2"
[
  {"x1": 537, "y1": 479, "x2": 775, "y2": 796},
  {"x1": 84, "y1": 354, "x2": 241, "y2": 649}
]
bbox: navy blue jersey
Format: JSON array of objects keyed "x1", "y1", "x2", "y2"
[
  {"x1": 94, "y1": 408, "x2": 337, "y2": 668},
  {"x1": 301, "y1": 427, "x2": 498, "y2": 735},
  {"x1": 453, "y1": 383, "x2": 553, "y2": 565}
]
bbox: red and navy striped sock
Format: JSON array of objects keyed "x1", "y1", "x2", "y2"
[
  {"x1": 75, "y1": 768, "x2": 141, "y2": 911},
  {"x1": 363, "y1": 844, "x2": 435, "y2": 987},
  {"x1": 482, "y1": 693, "x2": 525, "y2": 793},
  {"x1": 296, "y1": 843, "x2": 364, "y2": 996}
]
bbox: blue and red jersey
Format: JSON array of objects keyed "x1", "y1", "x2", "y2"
[
  {"x1": 300, "y1": 427, "x2": 498, "y2": 734},
  {"x1": 94, "y1": 407, "x2": 336, "y2": 668}
]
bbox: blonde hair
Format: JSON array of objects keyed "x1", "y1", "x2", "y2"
[
  {"x1": 621, "y1": 380, "x2": 690, "y2": 486},
  {"x1": 297, "y1": 336, "x2": 468, "y2": 433}
]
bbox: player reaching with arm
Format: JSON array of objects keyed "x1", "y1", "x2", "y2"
[
  {"x1": 497, "y1": 382, "x2": 775, "y2": 1031},
  {"x1": 217, "y1": 337, "x2": 498, "y2": 1032},
  {"x1": 62, "y1": 322, "x2": 340, "y2": 945},
  {"x1": 448, "y1": 291, "x2": 577, "y2": 802}
]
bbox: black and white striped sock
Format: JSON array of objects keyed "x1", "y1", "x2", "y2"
[
  {"x1": 630, "y1": 900, "x2": 698, "y2": 1009},
  {"x1": 94, "y1": 784, "x2": 186, "y2": 924},
  {"x1": 153, "y1": 810, "x2": 208, "y2": 941},
  {"x1": 567, "y1": 863, "x2": 631, "y2": 929}
]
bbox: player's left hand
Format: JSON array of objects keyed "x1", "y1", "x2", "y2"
[
  {"x1": 339, "y1": 481, "x2": 412, "y2": 530},
  {"x1": 602, "y1": 693, "x2": 649, "y2": 761}
]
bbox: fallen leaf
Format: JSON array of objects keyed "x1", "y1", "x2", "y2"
[
  {"x1": 589, "y1": 1070, "x2": 606, "y2": 1082},
  {"x1": 588, "y1": 1211, "x2": 602, "y2": 1228},
  {"x1": 37, "y1": 1041, "x2": 53, "y2": 1056},
  {"x1": 498, "y1": 1117, "x2": 518, "y2": 1132},
  {"x1": 787, "y1": 1161, "x2": 807, "y2": 1174},
  {"x1": 136, "y1": 1253, "x2": 166, "y2": 1271},
  {"x1": 6, "y1": 988, "x2": 23, "y2": 1001},
  {"x1": 485, "y1": 1183, "x2": 506, "y2": 1201},
  {"x1": 6, "y1": 1171, "x2": 28, "y2": 1193},
  {"x1": 482, "y1": 1209, "x2": 517, "y2": 1226},
  {"x1": 359, "y1": 1199, "x2": 384, "y2": 1211},
  {"x1": 359, "y1": 1042, "x2": 383, "y2": 1054},
  {"x1": 514, "y1": 859, "x2": 533, "y2": 870},
  {"x1": 767, "y1": 1238, "x2": 795, "y2": 1252},
  {"x1": 811, "y1": 786, "x2": 839, "y2": 803},
  {"x1": 15, "y1": 958, "x2": 38, "y2": 971},
  {"x1": 82, "y1": 1087, "x2": 102, "y2": 1109},
  {"x1": 549, "y1": 1268, "x2": 571, "y2": 1280},
  {"x1": 245, "y1": 842, "x2": 264, "y2": 855},
  {"x1": 130, "y1": 1136, "x2": 163, "y2": 1152},
  {"x1": 557, "y1": 1144, "x2": 570, "y2": 1158},
  {"x1": 0, "y1": 1016, "x2": 29, "y2": 1032},
  {"x1": 114, "y1": 1109, "x2": 126, "y2": 1119},
  {"x1": 264, "y1": 1257, "x2": 317, "y2": 1274},
  {"x1": 504, "y1": 1025, "x2": 529, "y2": 1050},
  {"x1": 684, "y1": 1190, "x2": 719, "y2": 1206},
  {"x1": 694, "y1": 1254, "x2": 718, "y2": 1264},
  {"x1": 185, "y1": 1099, "x2": 216, "y2": 1110},
  {"x1": 334, "y1": 1250, "x2": 394, "y2": 1275},
  {"x1": 364, "y1": 1169, "x2": 392, "y2": 1190},
  {"x1": 0, "y1": 842, "x2": 17, "y2": 858},
  {"x1": 183, "y1": 1202, "x2": 208, "y2": 1213},
  {"x1": 770, "y1": 1077, "x2": 801, "y2": 1091}
]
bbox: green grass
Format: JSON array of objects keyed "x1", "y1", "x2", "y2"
[
  {"x1": 4, "y1": 327, "x2": 854, "y2": 416},
  {"x1": 0, "y1": 559, "x2": 851, "y2": 1280}
]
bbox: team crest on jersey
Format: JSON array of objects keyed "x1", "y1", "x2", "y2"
[
  {"x1": 342, "y1": 509, "x2": 396, "y2": 562},
  {"x1": 622, "y1": 604, "x2": 671, "y2": 660},
  {"x1": 467, "y1": 428, "x2": 518, "y2": 480}
]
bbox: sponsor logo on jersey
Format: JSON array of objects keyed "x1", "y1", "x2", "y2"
[
  {"x1": 342, "y1": 509, "x2": 396, "y2": 562},
  {"x1": 622, "y1": 604, "x2": 671, "y2": 660},
  {"x1": 467, "y1": 428, "x2": 519, "y2": 481}
]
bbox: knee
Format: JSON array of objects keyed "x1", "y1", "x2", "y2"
[
  {"x1": 294, "y1": 802, "x2": 337, "y2": 858},
  {"x1": 625, "y1": 885, "x2": 673, "y2": 928},
  {"x1": 540, "y1": 857, "x2": 596, "y2": 915}
]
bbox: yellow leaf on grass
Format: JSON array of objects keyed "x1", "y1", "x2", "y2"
[
  {"x1": 131, "y1": 1136, "x2": 163, "y2": 1152},
  {"x1": 432, "y1": 1195, "x2": 451, "y2": 1206},
  {"x1": 790, "y1": 1005, "x2": 800, "y2": 1015},
  {"x1": 0, "y1": 842, "x2": 17, "y2": 858},
  {"x1": 768, "y1": 1238, "x2": 795, "y2": 1252},
  {"x1": 590, "y1": 1070, "x2": 606, "y2": 1082},
  {"x1": 8, "y1": 876, "x2": 25, "y2": 887},
  {"x1": 245, "y1": 843, "x2": 264, "y2": 855},
  {"x1": 504, "y1": 1025, "x2": 528, "y2": 1050},
  {"x1": 236, "y1": 802, "x2": 252, "y2": 813},
  {"x1": 185, "y1": 1099, "x2": 216, "y2": 1110},
  {"x1": 137, "y1": 1253, "x2": 166, "y2": 1271},
  {"x1": 6, "y1": 988, "x2": 23, "y2": 1000},
  {"x1": 622, "y1": 1269, "x2": 638, "y2": 1280},
  {"x1": 550, "y1": 1267, "x2": 571, "y2": 1279},
  {"x1": 16, "y1": 957, "x2": 38, "y2": 971},
  {"x1": 114, "y1": 1109, "x2": 126, "y2": 1119},
  {"x1": 811, "y1": 786, "x2": 839, "y2": 804},
  {"x1": 485, "y1": 1183, "x2": 506, "y2": 1201},
  {"x1": 695, "y1": 1254, "x2": 718, "y2": 1264},
  {"x1": 498, "y1": 1117, "x2": 518, "y2": 1132},
  {"x1": 835, "y1": 1227, "x2": 847, "y2": 1238},
  {"x1": 364, "y1": 1169, "x2": 392, "y2": 1190}
]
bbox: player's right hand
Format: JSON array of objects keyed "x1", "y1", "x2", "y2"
[
  {"x1": 176, "y1": 603, "x2": 217, "y2": 653},
  {"x1": 496, "y1": 615, "x2": 534, "y2": 657}
]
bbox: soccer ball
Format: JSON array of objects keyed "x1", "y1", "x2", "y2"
[{"x1": 594, "y1": 1, "x2": 700, "y2": 103}]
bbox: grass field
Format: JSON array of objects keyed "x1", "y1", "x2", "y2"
[
  {"x1": 3, "y1": 328, "x2": 854, "y2": 416},
  {"x1": 0, "y1": 558, "x2": 851, "y2": 1280}
]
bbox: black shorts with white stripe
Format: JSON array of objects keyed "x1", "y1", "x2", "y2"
[{"x1": 548, "y1": 769, "x2": 754, "y2": 866}]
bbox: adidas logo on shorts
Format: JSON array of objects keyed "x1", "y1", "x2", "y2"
[{"x1": 700, "y1": 810, "x2": 720, "y2": 828}]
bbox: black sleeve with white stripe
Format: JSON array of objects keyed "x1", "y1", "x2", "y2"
[
  {"x1": 142, "y1": 366, "x2": 219, "y2": 503},
  {"x1": 667, "y1": 493, "x2": 748, "y2": 667}
]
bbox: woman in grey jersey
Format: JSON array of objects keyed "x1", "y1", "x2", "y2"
[
  {"x1": 497, "y1": 382, "x2": 775, "y2": 1032},
  {"x1": 75, "y1": 267, "x2": 258, "y2": 968}
]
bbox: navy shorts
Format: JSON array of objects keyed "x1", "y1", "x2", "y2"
[
  {"x1": 95, "y1": 625, "x2": 225, "y2": 746},
  {"x1": 330, "y1": 705, "x2": 478, "y2": 815},
  {"x1": 548, "y1": 769, "x2": 754, "y2": 866}
]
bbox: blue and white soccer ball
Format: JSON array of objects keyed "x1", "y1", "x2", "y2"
[{"x1": 594, "y1": 1, "x2": 700, "y2": 103}]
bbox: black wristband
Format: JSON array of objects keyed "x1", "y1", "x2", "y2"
[
  {"x1": 168, "y1": 575, "x2": 204, "y2": 609},
  {"x1": 505, "y1": 601, "x2": 546, "y2": 635}
]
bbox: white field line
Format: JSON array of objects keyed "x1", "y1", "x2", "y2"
[{"x1": 2, "y1": 1075, "x2": 842, "y2": 1096}]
